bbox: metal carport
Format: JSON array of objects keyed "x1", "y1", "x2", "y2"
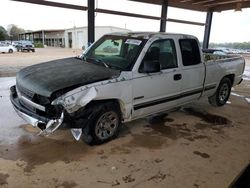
[{"x1": 11, "y1": 0, "x2": 250, "y2": 49}]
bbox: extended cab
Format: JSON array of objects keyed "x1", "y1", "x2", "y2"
[{"x1": 10, "y1": 32, "x2": 245, "y2": 144}]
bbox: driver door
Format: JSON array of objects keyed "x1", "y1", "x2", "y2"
[{"x1": 132, "y1": 39, "x2": 182, "y2": 118}]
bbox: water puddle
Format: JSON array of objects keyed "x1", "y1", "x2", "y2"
[
  {"x1": 182, "y1": 108, "x2": 231, "y2": 125},
  {"x1": 193, "y1": 151, "x2": 210, "y2": 159},
  {"x1": 0, "y1": 134, "x2": 92, "y2": 172},
  {"x1": 0, "y1": 173, "x2": 9, "y2": 186},
  {"x1": 125, "y1": 132, "x2": 168, "y2": 149}
]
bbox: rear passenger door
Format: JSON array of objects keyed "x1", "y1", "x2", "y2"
[{"x1": 178, "y1": 38, "x2": 205, "y2": 104}]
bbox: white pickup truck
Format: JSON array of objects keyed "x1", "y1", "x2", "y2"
[{"x1": 10, "y1": 32, "x2": 245, "y2": 144}]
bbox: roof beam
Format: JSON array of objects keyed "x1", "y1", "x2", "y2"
[
  {"x1": 96, "y1": 8, "x2": 205, "y2": 26},
  {"x1": 130, "y1": 0, "x2": 250, "y2": 12},
  {"x1": 204, "y1": 0, "x2": 250, "y2": 7},
  {"x1": 11, "y1": 0, "x2": 88, "y2": 11},
  {"x1": 130, "y1": 0, "x2": 208, "y2": 11},
  {"x1": 191, "y1": 0, "x2": 216, "y2": 5},
  {"x1": 210, "y1": 1, "x2": 250, "y2": 11}
]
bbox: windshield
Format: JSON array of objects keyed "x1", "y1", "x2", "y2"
[{"x1": 82, "y1": 35, "x2": 146, "y2": 71}]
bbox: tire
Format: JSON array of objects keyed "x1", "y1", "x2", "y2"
[
  {"x1": 32, "y1": 49, "x2": 35, "y2": 52},
  {"x1": 27, "y1": 50, "x2": 30, "y2": 52},
  {"x1": 208, "y1": 77, "x2": 232, "y2": 106},
  {"x1": 17, "y1": 49, "x2": 20, "y2": 52},
  {"x1": 83, "y1": 102, "x2": 121, "y2": 145},
  {"x1": 8, "y1": 49, "x2": 13, "y2": 53}
]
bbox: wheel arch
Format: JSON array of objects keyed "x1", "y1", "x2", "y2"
[
  {"x1": 85, "y1": 98, "x2": 127, "y2": 121},
  {"x1": 223, "y1": 74, "x2": 235, "y2": 86}
]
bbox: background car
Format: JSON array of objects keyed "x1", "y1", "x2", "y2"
[
  {"x1": 16, "y1": 40, "x2": 35, "y2": 52},
  {"x1": 0, "y1": 44, "x2": 17, "y2": 53},
  {"x1": 11, "y1": 41, "x2": 20, "y2": 47}
]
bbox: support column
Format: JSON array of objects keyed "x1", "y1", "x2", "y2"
[
  {"x1": 203, "y1": 11, "x2": 213, "y2": 49},
  {"x1": 160, "y1": 0, "x2": 168, "y2": 32},
  {"x1": 88, "y1": 0, "x2": 95, "y2": 46},
  {"x1": 42, "y1": 30, "x2": 45, "y2": 46}
]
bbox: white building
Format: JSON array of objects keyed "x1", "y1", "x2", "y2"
[{"x1": 64, "y1": 26, "x2": 131, "y2": 49}]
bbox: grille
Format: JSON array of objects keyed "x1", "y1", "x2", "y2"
[{"x1": 17, "y1": 84, "x2": 34, "y2": 99}]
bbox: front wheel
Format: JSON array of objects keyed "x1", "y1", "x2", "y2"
[
  {"x1": 8, "y1": 49, "x2": 13, "y2": 53},
  {"x1": 83, "y1": 102, "x2": 121, "y2": 145},
  {"x1": 208, "y1": 77, "x2": 231, "y2": 106}
]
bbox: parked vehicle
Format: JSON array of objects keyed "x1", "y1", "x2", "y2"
[
  {"x1": 16, "y1": 40, "x2": 35, "y2": 52},
  {"x1": 10, "y1": 32, "x2": 245, "y2": 145},
  {"x1": 0, "y1": 44, "x2": 16, "y2": 53},
  {"x1": 11, "y1": 41, "x2": 20, "y2": 47}
]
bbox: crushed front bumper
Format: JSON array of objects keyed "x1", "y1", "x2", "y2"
[{"x1": 10, "y1": 86, "x2": 64, "y2": 135}]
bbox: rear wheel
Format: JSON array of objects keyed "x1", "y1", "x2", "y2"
[
  {"x1": 208, "y1": 77, "x2": 232, "y2": 106},
  {"x1": 8, "y1": 49, "x2": 13, "y2": 53}
]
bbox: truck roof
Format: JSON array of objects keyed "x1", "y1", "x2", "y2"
[{"x1": 108, "y1": 32, "x2": 197, "y2": 40}]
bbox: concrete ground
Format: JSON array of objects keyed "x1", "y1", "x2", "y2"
[{"x1": 0, "y1": 48, "x2": 249, "y2": 188}]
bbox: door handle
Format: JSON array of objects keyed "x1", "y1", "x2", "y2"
[{"x1": 174, "y1": 74, "x2": 182, "y2": 81}]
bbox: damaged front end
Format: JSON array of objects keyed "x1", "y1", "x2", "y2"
[
  {"x1": 10, "y1": 84, "x2": 98, "y2": 141},
  {"x1": 10, "y1": 85, "x2": 64, "y2": 136}
]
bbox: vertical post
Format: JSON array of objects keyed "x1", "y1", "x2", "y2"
[
  {"x1": 42, "y1": 30, "x2": 45, "y2": 46},
  {"x1": 203, "y1": 11, "x2": 213, "y2": 49},
  {"x1": 88, "y1": 0, "x2": 95, "y2": 46},
  {"x1": 160, "y1": 0, "x2": 168, "y2": 32}
]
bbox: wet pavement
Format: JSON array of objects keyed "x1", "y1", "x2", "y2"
[{"x1": 0, "y1": 77, "x2": 250, "y2": 188}]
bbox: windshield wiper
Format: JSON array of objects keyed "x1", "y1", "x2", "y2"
[{"x1": 85, "y1": 57, "x2": 110, "y2": 68}]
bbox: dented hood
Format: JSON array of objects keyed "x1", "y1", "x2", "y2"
[{"x1": 16, "y1": 57, "x2": 120, "y2": 97}]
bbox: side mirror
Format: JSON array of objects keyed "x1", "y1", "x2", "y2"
[{"x1": 142, "y1": 60, "x2": 160, "y2": 73}]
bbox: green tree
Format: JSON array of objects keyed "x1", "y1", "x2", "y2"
[
  {"x1": 0, "y1": 26, "x2": 8, "y2": 41},
  {"x1": 9, "y1": 25, "x2": 25, "y2": 40}
]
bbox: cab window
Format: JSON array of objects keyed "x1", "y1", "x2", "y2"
[{"x1": 142, "y1": 39, "x2": 177, "y2": 70}]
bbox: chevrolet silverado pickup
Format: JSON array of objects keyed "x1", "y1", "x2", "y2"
[{"x1": 10, "y1": 32, "x2": 245, "y2": 144}]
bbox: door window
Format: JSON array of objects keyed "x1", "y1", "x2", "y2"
[
  {"x1": 179, "y1": 39, "x2": 201, "y2": 66},
  {"x1": 141, "y1": 39, "x2": 177, "y2": 70}
]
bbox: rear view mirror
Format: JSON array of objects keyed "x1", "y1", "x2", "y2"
[{"x1": 142, "y1": 60, "x2": 160, "y2": 73}]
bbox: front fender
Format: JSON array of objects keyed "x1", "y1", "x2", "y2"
[{"x1": 52, "y1": 87, "x2": 97, "y2": 113}]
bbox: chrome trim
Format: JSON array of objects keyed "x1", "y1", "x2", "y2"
[
  {"x1": 17, "y1": 87, "x2": 45, "y2": 111},
  {"x1": 14, "y1": 107, "x2": 42, "y2": 127},
  {"x1": 40, "y1": 112, "x2": 64, "y2": 135},
  {"x1": 13, "y1": 104, "x2": 64, "y2": 135},
  {"x1": 20, "y1": 95, "x2": 46, "y2": 112}
]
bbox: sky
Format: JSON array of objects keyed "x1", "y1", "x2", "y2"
[{"x1": 0, "y1": 0, "x2": 250, "y2": 43}]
